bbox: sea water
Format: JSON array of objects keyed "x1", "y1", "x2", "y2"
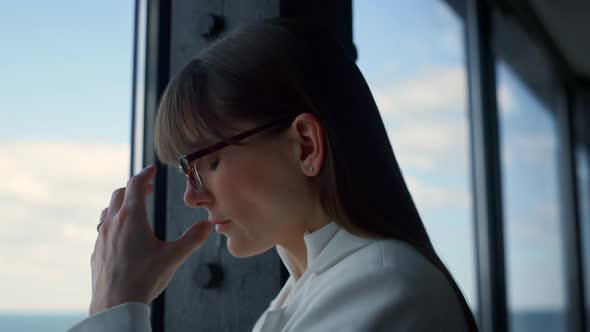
[{"x1": 0, "y1": 310, "x2": 568, "y2": 332}]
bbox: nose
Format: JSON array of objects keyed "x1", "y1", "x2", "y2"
[{"x1": 184, "y1": 178, "x2": 213, "y2": 208}]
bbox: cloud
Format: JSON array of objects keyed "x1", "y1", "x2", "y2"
[
  {"x1": 497, "y1": 81, "x2": 516, "y2": 114},
  {"x1": 368, "y1": 66, "x2": 482, "y2": 308},
  {"x1": 0, "y1": 140, "x2": 129, "y2": 311},
  {"x1": 371, "y1": 65, "x2": 518, "y2": 176},
  {"x1": 512, "y1": 134, "x2": 556, "y2": 163},
  {"x1": 373, "y1": 65, "x2": 516, "y2": 119},
  {"x1": 501, "y1": 133, "x2": 557, "y2": 172},
  {"x1": 0, "y1": 140, "x2": 129, "y2": 204},
  {"x1": 404, "y1": 175, "x2": 470, "y2": 211},
  {"x1": 369, "y1": 66, "x2": 472, "y2": 174},
  {"x1": 385, "y1": 117, "x2": 471, "y2": 173},
  {"x1": 388, "y1": 120, "x2": 468, "y2": 152},
  {"x1": 504, "y1": 201, "x2": 566, "y2": 310},
  {"x1": 507, "y1": 200, "x2": 561, "y2": 248},
  {"x1": 373, "y1": 67, "x2": 467, "y2": 117}
]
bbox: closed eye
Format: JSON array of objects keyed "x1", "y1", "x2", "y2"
[{"x1": 209, "y1": 159, "x2": 220, "y2": 171}]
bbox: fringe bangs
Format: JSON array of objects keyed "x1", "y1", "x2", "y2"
[{"x1": 154, "y1": 61, "x2": 218, "y2": 165}]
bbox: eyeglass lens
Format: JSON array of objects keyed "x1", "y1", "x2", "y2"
[{"x1": 180, "y1": 158, "x2": 203, "y2": 193}]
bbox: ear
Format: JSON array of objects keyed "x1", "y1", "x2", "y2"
[{"x1": 289, "y1": 113, "x2": 325, "y2": 177}]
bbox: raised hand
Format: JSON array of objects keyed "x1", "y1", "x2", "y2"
[{"x1": 89, "y1": 165, "x2": 212, "y2": 315}]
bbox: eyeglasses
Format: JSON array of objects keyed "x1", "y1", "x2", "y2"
[{"x1": 178, "y1": 116, "x2": 295, "y2": 194}]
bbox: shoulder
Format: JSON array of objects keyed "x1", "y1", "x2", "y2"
[
  {"x1": 316, "y1": 238, "x2": 457, "y2": 298},
  {"x1": 317, "y1": 234, "x2": 451, "y2": 289},
  {"x1": 295, "y1": 235, "x2": 469, "y2": 331}
]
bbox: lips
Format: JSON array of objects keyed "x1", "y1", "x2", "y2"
[
  {"x1": 211, "y1": 219, "x2": 232, "y2": 233},
  {"x1": 209, "y1": 220, "x2": 231, "y2": 225}
]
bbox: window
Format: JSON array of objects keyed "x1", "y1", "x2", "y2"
[
  {"x1": 574, "y1": 92, "x2": 590, "y2": 332},
  {"x1": 0, "y1": 2, "x2": 134, "y2": 331},
  {"x1": 353, "y1": 0, "x2": 477, "y2": 309},
  {"x1": 494, "y1": 12, "x2": 567, "y2": 332}
]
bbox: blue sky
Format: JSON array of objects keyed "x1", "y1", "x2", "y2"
[
  {"x1": 0, "y1": 0, "x2": 567, "y2": 314},
  {"x1": 354, "y1": 0, "x2": 566, "y2": 312},
  {"x1": 0, "y1": 0, "x2": 134, "y2": 312},
  {"x1": 0, "y1": 1, "x2": 133, "y2": 142},
  {"x1": 354, "y1": 0, "x2": 478, "y2": 307}
]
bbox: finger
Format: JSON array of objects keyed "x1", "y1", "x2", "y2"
[
  {"x1": 122, "y1": 165, "x2": 157, "y2": 209},
  {"x1": 108, "y1": 188, "x2": 126, "y2": 217},
  {"x1": 166, "y1": 221, "x2": 212, "y2": 264},
  {"x1": 96, "y1": 207, "x2": 109, "y2": 232},
  {"x1": 99, "y1": 207, "x2": 108, "y2": 222},
  {"x1": 145, "y1": 184, "x2": 154, "y2": 196}
]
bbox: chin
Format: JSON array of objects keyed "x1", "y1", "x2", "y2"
[{"x1": 226, "y1": 239, "x2": 272, "y2": 258}]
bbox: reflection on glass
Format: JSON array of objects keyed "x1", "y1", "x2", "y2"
[
  {"x1": 353, "y1": 0, "x2": 477, "y2": 310},
  {"x1": 497, "y1": 62, "x2": 566, "y2": 332},
  {"x1": 578, "y1": 147, "x2": 590, "y2": 331},
  {"x1": 574, "y1": 97, "x2": 590, "y2": 332},
  {"x1": 0, "y1": 1, "x2": 133, "y2": 331}
]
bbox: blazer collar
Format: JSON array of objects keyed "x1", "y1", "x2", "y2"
[
  {"x1": 309, "y1": 226, "x2": 375, "y2": 275},
  {"x1": 277, "y1": 222, "x2": 375, "y2": 280}
]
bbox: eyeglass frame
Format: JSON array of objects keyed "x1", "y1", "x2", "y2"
[{"x1": 178, "y1": 115, "x2": 297, "y2": 194}]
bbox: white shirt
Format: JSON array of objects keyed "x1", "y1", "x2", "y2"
[{"x1": 68, "y1": 222, "x2": 469, "y2": 331}]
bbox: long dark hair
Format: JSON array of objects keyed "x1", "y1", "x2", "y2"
[{"x1": 155, "y1": 18, "x2": 478, "y2": 331}]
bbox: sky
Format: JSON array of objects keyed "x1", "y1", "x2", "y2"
[
  {"x1": 353, "y1": 0, "x2": 566, "y2": 313},
  {"x1": 0, "y1": 0, "x2": 133, "y2": 312},
  {"x1": 0, "y1": 0, "x2": 568, "y2": 314}
]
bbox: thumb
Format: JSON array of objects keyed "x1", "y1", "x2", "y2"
[{"x1": 166, "y1": 221, "x2": 212, "y2": 264}]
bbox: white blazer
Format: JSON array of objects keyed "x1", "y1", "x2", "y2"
[{"x1": 68, "y1": 222, "x2": 469, "y2": 331}]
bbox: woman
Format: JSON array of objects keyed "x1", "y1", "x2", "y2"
[{"x1": 69, "y1": 18, "x2": 478, "y2": 331}]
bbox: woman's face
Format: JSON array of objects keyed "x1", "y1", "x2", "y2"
[{"x1": 182, "y1": 119, "x2": 319, "y2": 257}]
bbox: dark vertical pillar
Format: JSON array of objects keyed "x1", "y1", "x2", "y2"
[
  {"x1": 465, "y1": 1, "x2": 507, "y2": 331},
  {"x1": 560, "y1": 84, "x2": 588, "y2": 332},
  {"x1": 132, "y1": 1, "x2": 353, "y2": 330},
  {"x1": 280, "y1": 0, "x2": 355, "y2": 61},
  {"x1": 163, "y1": 2, "x2": 283, "y2": 331},
  {"x1": 575, "y1": 85, "x2": 590, "y2": 332},
  {"x1": 131, "y1": 0, "x2": 172, "y2": 331}
]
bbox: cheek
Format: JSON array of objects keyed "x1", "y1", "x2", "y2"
[
  {"x1": 213, "y1": 152, "x2": 311, "y2": 256},
  {"x1": 217, "y1": 153, "x2": 303, "y2": 225},
  {"x1": 220, "y1": 160, "x2": 277, "y2": 216},
  {"x1": 213, "y1": 163, "x2": 281, "y2": 256}
]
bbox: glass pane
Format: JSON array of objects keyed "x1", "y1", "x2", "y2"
[
  {"x1": 0, "y1": 2, "x2": 133, "y2": 331},
  {"x1": 579, "y1": 145, "x2": 590, "y2": 331},
  {"x1": 574, "y1": 93, "x2": 590, "y2": 332},
  {"x1": 496, "y1": 55, "x2": 567, "y2": 332},
  {"x1": 353, "y1": 0, "x2": 477, "y2": 310}
]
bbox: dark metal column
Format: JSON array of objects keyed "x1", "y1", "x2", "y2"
[
  {"x1": 132, "y1": 1, "x2": 354, "y2": 330},
  {"x1": 163, "y1": 2, "x2": 282, "y2": 331},
  {"x1": 280, "y1": 0, "x2": 355, "y2": 61},
  {"x1": 575, "y1": 86, "x2": 590, "y2": 332},
  {"x1": 131, "y1": 0, "x2": 172, "y2": 331},
  {"x1": 465, "y1": 1, "x2": 507, "y2": 331},
  {"x1": 559, "y1": 85, "x2": 588, "y2": 332}
]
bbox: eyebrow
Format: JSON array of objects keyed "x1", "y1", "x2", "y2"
[
  {"x1": 193, "y1": 140, "x2": 214, "y2": 150},
  {"x1": 192, "y1": 134, "x2": 220, "y2": 150}
]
